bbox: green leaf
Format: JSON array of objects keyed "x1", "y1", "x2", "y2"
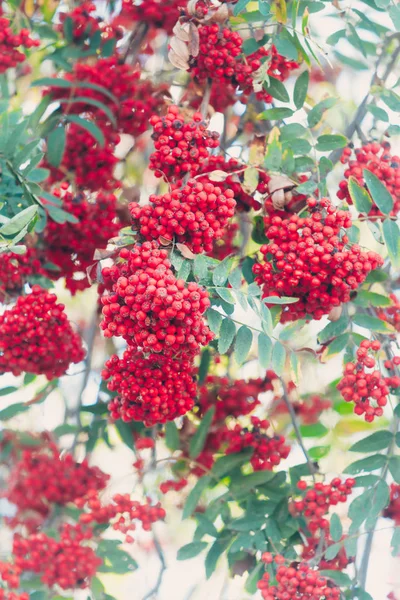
[
  {"x1": 177, "y1": 542, "x2": 208, "y2": 560},
  {"x1": 258, "y1": 333, "x2": 272, "y2": 369},
  {"x1": 53, "y1": 424, "x2": 79, "y2": 437},
  {"x1": 114, "y1": 421, "x2": 134, "y2": 450},
  {"x1": 206, "y1": 308, "x2": 222, "y2": 334},
  {"x1": 389, "y1": 4, "x2": 400, "y2": 30},
  {"x1": 389, "y1": 456, "x2": 400, "y2": 483},
  {"x1": 59, "y1": 97, "x2": 117, "y2": 127},
  {"x1": 367, "y1": 105, "x2": 389, "y2": 122},
  {"x1": 382, "y1": 218, "x2": 400, "y2": 269},
  {"x1": 183, "y1": 476, "x2": 212, "y2": 519},
  {"x1": 272, "y1": 341, "x2": 286, "y2": 375},
  {"x1": 391, "y1": 528, "x2": 400, "y2": 557},
  {"x1": 363, "y1": 169, "x2": 394, "y2": 215},
  {"x1": 318, "y1": 315, "x2": 349, "y2": 344},
  {"x1": 212, "y1": 449, "x2": 253, "y2": 478},
  {"x1": 263, "y1": 296, "x2": 299, "y2": 305},
  {"x1": 259, "y1": 108, "x2": 294, "y2": 120},
  {"x1": 46, "y1": 127, "x2": 65, "y2": 168},
  {"x1": 47, "y1": 205, "x2": 79, "y2": 225},
  {"x1": 245, "y1": 563, "x2": 264, "y2": 594},
  {"x1": 0, "y1": 205, "x2": 37, "y2": 236},
  {"x1": 324, "y1": 542, "x2": 343, "y2": 560},
  {"x1": 293, "y1": 70, "x2": 309, "y2": 109},
  {"x1": 348, "y1": 23, "x2": 368, "y2": 58},
  {"x1": 233, "y1": 0, "x2": 250, "y2": 15},
  {"x1": 352, "y1": 314, "x2": 393, "y2": 333},
  {"x1": 213, "y1": 257, "x2": 235, "y2": 286},
  {"x1": 265, "y1": 77, "x2": 290, "y2": 103},
  {"x1": 319, "y1": 571, "x2": 352, "y2": 587},
  {"x1": 354, "y1": 290, "x2": 391, "y2": 308},
  {"x1": 316, "y1": 134, "x2": 347, "y2": 151},
  {"x1": 230, "y1": 471, "x2": 276, "y2": 495},
  {"x1": 234, "y1": 326, "x2": 253, "y2": 365},
  {"x1": 218, "y1": 318, "x2": 236, "y2": 354},
  {"x1": 329, "y1": 513, "x2": 343, "y2": 542},
  {"x1": 0, "y1": 386, "x2": 18, "y2": 396},
  {"x1": 205, "y1": 536, "x2": 231, "y2": 579},
  {"x1": 348, "y1": 177, "x2": 373, "y2": 213},
  {"x1": 344, "y1": 453, "x2": 387, "y2": 474},
  {"x1": 33, "y1": 78, "x2": 119, "y2": 105},
  {"x1": 66, "y1": 115, "x2": 105, "y2": 146},
  {"x1": 165, "y1": 422, "x2": 180, "y2": 451},
  {"x1": 349, "y1": 430, "x2": 393, "y2": 453},
  {"x1": 215, "y1": 287, "x2": 235, "y2": 304},
  {"x1": 299, "y1": 423, "x2": 328, "y2": 438},
  {"x1": 190, "y1": 407, "x2": 215, "y2": 458},
  {"x1": 264, "y1": 138, "x2": 282, "y2": 171},
  {"x1": 326, "y1": 29, "x2": 347, "y2": 45},
  {"x1": 381, "y1": 90, "x2": 400, "y2": 112},
  {"x1": 0, "y1": 403, "x2": 30, "y2": 421},
  {"x1": 307, "y1": 98, "x2": 336, "y2": 128}
]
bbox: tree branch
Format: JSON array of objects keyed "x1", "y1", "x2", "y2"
[{"x1": 142, "y1": 529, "x2": 167, "y2": 600}]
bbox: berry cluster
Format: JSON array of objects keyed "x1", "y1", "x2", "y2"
[
  {"x1": 257, "y1": 560, "x2": 340, "y2": 600},
  {"x1": 100, "y1": 241, "x2": 212, "y2": 356},
  {"x1": 129, "y1": 178, "x2": 236, "y2": 253},
  {"x1": 223, "y1": 417, "x2": 290, "y2": 471},
  {"x1": 253, "y1": 197, "x2": 383, "y2": 322},
  {"x1": 42, "y1": 186, "x2": 120, "y2": 294},
  {"x1": 0, "y1": 248, "x2": 42, "y2": 303},
  {"x1": 120, "y1": 0, "x2": 181, "y2": 34},
  {"x1": 6, "y1": 443, "x2": 109, "y2": 522},
  {"x1": 78, "y1": 491, "x2": 166, "y2": 543},
  {"x1": 159, "y1": 478, "x2": 188, "y2": 494},
  {"x1": 272, "y1": 394, "x2": 332, "y2": 425},
  {"x1": 58, "y1": 1, "x2": 122, "y2": 45},
  {"x1": 43, "y1": 122, "x2": 120, "y2": 192},
  {"x1": 197, "y1": 375, "x2": 268, "y2": 421},
  {"x1": 149, "y1": 106, "x2": 220, "y2": 182},
  {"x1": 0, "y1": 285, "x2": 85, "y2": 379},
  {"x1": 47, "y1": 57, "x2": 165, "y2": 139},
  {"x1": 383, "y1": 484, "x2": 400, "y2": 525},
  {"x1": 0, "y1": 9, "x2": 39, "y2": 74},
  {"x1": 190, "y1": 25, "x2": 243, "y2": 86},
  {"x1": 207, "y1": 221, "x2": 239, "y2": 260},
  {"x1": 377, "y1": 294, "x2": 400, "y2": 332},
  {"x1": 12, "y1": 525, "x2": 101, "y2": 590},
  {"x1": 338, "y1": 142, "x2": 400, "y2": 216},
  {"x1": 302, "y1": 534, "x2": 352, "y2": 571},
  {"x1": 292, "y1": 478, "x2": 355, "y2": 533},
  {"x1": 337, "y1": 340, "x2": 389, "y2": 421},
  {"x1": 103, "y1": 348, "x2": 197, "y2": 426}
]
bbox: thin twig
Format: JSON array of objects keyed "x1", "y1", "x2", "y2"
[
  {"x1": 142, "y1": 529, "x2": 167, "y2": 600},
  {"x1": 280, "y1": 378, "x2": 317, "y2": 479}
]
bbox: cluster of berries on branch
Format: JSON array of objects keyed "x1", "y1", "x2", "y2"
[
  {"x1": 258, "y1": 557, "x2": 340, "y2": 600},
  {"x1": 0, "y1": 285, "x2": 85, "y2": 379},
  {"x1": 0, "y1": 7, "x2": 39, "y2": 74},
  {"x1": 120, "y1": 0, "x2": 182, "y2": 34},
  {"x1": 337, "y1": 340, "x2": 391, "y2": 421},
  {"x1": 103, "y1": 348, "x2": 197, "y2": 426},
  {"x1": 384, "y1": 484, "x2": 400, "y2": 525},
  {"x1": 253, "y1": 197, "x2": 383, "y2": 322},
  {"x1": 338, "y1": 142, "x2": 400, "y2": 216},
  {"x1": 149, "y1": 105, "x2": 220, "y2": 181},
  {"x1": 129, "y1": 178, "x2": 236, "y2": 253},
  {"x1": 0, "y1": 248, "x2": 42, "y2": 303},
  {"x1": 58, "y1": 1, "x2": 122, "y2": 45}
]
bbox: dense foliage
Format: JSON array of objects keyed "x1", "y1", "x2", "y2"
[{"x1": 0, "y1": 0, "x2": 400, "y2": 599}]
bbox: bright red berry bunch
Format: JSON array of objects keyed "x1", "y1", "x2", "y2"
[
  {"x1": 383, "y1": 484, "x2": 400, "y2": 525},
  {"x1": 12, "y1": 525, "x2": 101, "y2": 590},
  {"x1": 0, "y1": 9, "x2": 39, "y2": 74},
  {"x1": 223, "y1": 416, "x2": 290, "y2": 471},
  {"x1": 43, "y1": 123, "x2": 120, "y2": 192},
  {"x1": 103, "y1": 347, "x2": 197, "y2": 426},
  {"x1": 159, "y1": 478, "x2": 188, "y2": 494},
  {"x1": 292, "y1": 478, "x2": 355, "y2": 533},
  {"x1": 197, "y1": 375, "x2": 268, "y2": 421},
  {"x1": 149, "y1": 105, "x2": 220, "y2": 182},
  {"x1": 120, "y1": 0, "x2": 181, "y2": 34},
  {"x1": 129, "y1": 178, "x2": 236, "y2": 253},
  {"x1": 190, "y1": 25, "x2": 243, "y2": 86},
  {"x1": 0, "y1": 248, "x2": 42, "y2": 303},
  {"x1": 302, "y1": 534, "x2": 352, "y2": 571},
  {"x1": 337, "y1": 340, "x2": 389, "y2": 421},
  {"x1": 58, "y1": 1, "x2": 122, "y2": 44},
  {"x1": 253, "y1": 197, "x2": 383, "y2": 322},
  {"x1": 235, "y1": 45, "x2": 299, "y2": 104},
  {"x1": 100, "y1": 241, "x2": 212, "y2": 356},
  {"x1": 257, "y1": 561, "x2": 340, "y2": 600},
  {"x1": 0, "y1": 285, "x2": 85, "y2": 379},
  {"x1": 338, "y1": 142, "x2": 400, "y2": 216},
  {"x1": 42, "y1": 186, "x2": 120, "y2": 294},
  {"x1": 78, "y1": 491, "x2": 166, "y2": 543},
  {"x1": 5, "y1": 443, "x2": 109, "y2": 522}
]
